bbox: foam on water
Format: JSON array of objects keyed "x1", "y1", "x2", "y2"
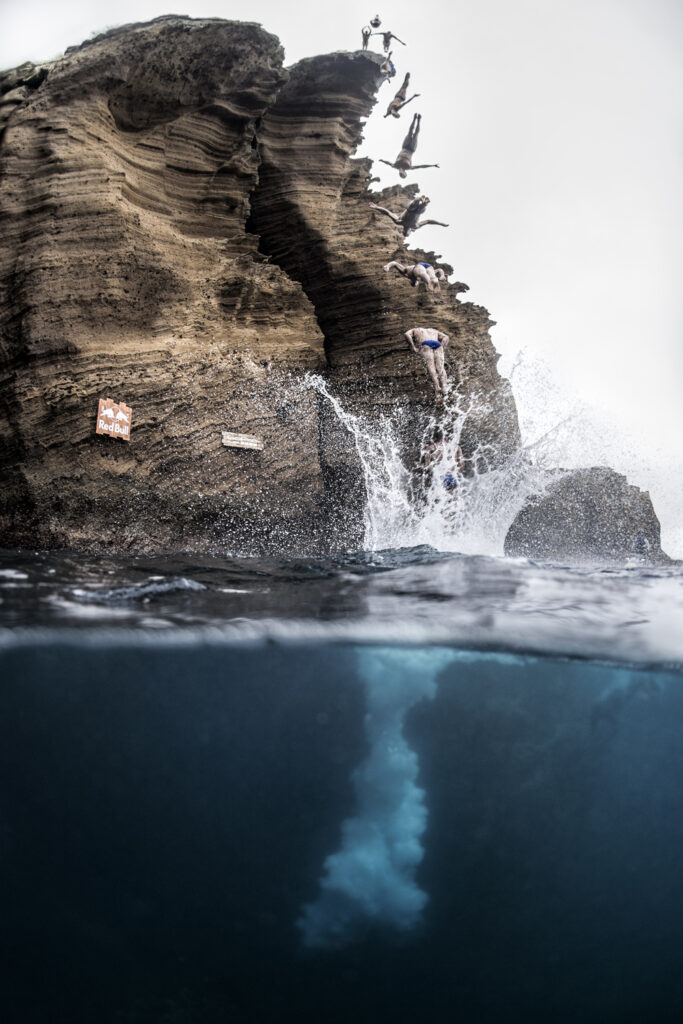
[{"x1": 70, "y1": 577, "x2": 206, "y2": 604}]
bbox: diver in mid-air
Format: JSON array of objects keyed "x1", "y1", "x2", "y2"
[
  {"x1": 384, "y1": 73, "x2": 419, "y2": 118},
  {"x1": 369, "y1": 195, "x2": 448, "y2": 236},
  {"x1": 379, "y1": 114, "x2": 439, "y2": 178},
  {"x1": 374, "y1": 30, "x2": 406, "y2": 52},
  {"x1": 383, "y1": 261, "x2": 447, "y2": 293},
  {"x1": 379, "y1": 51, "x2": 397, "y2": 83}
]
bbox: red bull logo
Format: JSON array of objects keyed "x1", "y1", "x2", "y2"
[{"x1": 96, "y1": 398, "x2": 132, "y2": 441}]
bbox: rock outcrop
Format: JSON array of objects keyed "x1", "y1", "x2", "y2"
[
  {"x1": 504, "y1": 468, "x2": 671, "y2": 565},
  {"x1": 1, "y1": 16, "x2": 519, "y2": 553}
]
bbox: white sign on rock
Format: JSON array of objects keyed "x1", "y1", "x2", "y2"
[{"x1": 221, "y1": 432, "x2": 263, "y2": 451}]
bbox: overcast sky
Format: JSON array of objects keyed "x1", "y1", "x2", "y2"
[{"x1": 2, "y1": 0, "x2": 682, "y2": 551}]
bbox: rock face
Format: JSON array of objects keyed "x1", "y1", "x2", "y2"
[
  {"x1": 1, "y1": 16, "x2": 519, "y2": 553},
  {"x1": 504, "y1": 468, "x2": 671, "y2": 565}
]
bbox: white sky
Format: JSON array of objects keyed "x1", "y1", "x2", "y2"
[{"x1": 2, "y1": 0, "x2": 682, "y2": 552}]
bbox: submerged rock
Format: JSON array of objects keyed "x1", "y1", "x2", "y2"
[{"x1": 504, "y1": 468, "x2": 671, "y2": 565}]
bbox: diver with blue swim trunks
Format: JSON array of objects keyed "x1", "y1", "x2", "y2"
[
  {"x1": 423, "y1": 429, "x2": 465, "y2": 491},
  {"x1": 405, "y1": 326, "x2": 450, "y2": 403}
]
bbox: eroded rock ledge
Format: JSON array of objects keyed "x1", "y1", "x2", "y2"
[{"x1": 0, "y1": 16, "x2": 529, "y2": 553}]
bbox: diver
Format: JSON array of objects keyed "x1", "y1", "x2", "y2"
[
  {"x1": 383, "y1": 261, "x2": 446, "y2": 293},
  {"x1": 379, "y1": 52, "x2": 397, "y2": 83},
  {"x1": 423, "y1": 428, "x2": 465, "y2": 491},
  {"x1": 405, "y1": 326, "x2": 450, "y2": 403},
  {"x1": 361, "y1": 25, "x2": 372, "y2": 49},
  {"x1": 384, "y1": 73, "x2": 420, "y2": 118},
  {"x1": 379, "y1": 114, "x2": 439, "y2": 178},
  {"x1": 634, "y1": 532, "x2": 651, "y2": 557},
  {"x1": 368, "y1": 194, "x2": 448, "y2": 236},
  {"x1": 374, "y1": 30, "x2": 406, "y2": 52},
  {"x1": 370, "y1": 14, "x2": 381, "y2": 28}
]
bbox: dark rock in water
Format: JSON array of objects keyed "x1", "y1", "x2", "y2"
[
  {"x1": 0, "y1": 16, "x2": 518, "y2": 554},
  {"x1": 504, "y1": 467, "x2": 671, "y2": 565}
]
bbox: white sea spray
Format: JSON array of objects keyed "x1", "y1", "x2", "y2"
[{"x1": 304, "y1": 372, "x2": 555, "y2": 554}]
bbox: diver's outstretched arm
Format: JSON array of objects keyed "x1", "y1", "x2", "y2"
[
  {"x1": 399, "y1": 93, "x2": 419, "y2": 110},
  {"x1": 369, "y1": 203, "x2": 401, "y2": 225},
  {"x1": 392, "y1": 35, "x2": 407, "y2": 46},
  {"x1": 410, "y1": 163, "x2": 440, "y2": 169},
  {"x1": 415, "y1": 218, "x2": 449, "y2": 229},
  {"x1": 378, "y1": 159, "x2": 397, "y2": 168},
  {"x1": 385, "y1": 93, "x2": 420, "y2": 117}
]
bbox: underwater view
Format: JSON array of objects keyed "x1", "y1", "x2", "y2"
[{"x1": 2, "y1": 465, "x2": 682, "y2": 1023}]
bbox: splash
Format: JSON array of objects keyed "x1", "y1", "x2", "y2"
[
  {"x1": 297, "y1": 647, "x2": 454, "y2": 949},
  {"x1": 304, "y1": 373, "x2": 555, "y2": 555},
  {"x1": 303, "y1": 375, "x2": 413, "y2": 550}
]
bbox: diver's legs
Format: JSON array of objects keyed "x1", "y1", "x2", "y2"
[
  {"x1": 434, "y1": 346, "x2": 448, "y2": 394},
  {"x1": 420, "y1": 345, "x2": 442, "y2": 399}
]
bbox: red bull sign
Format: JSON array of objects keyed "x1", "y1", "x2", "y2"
[{"x1": 96, "y1": 398, "x2": 132, "y2": 441}]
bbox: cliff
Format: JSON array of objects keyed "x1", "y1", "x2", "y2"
[{"x1": 0, "y1": 16, "x2": 520, "y2": 553}]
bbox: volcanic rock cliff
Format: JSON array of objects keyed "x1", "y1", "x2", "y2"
[
  {"x1": 0, "y1": 15, "x2": 521, "y2": 553},
  {"x1": 504, "y1": 468, "x2": 672, "y2": 565}
]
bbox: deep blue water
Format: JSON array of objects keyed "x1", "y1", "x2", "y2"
[{"x1": 1, "y1": 549, "x2": 682, "y2": 1023}]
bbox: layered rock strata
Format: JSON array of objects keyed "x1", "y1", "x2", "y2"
[
  {"x1": 504, "y1": 468, "x2": 671, "y2": 565},
  {"x1": 0, "y1": 19, "x2": 326, "y2": 551},
  {"x1": 0, "y1": 16, "x2": 519, "y2": 553},
  {"x1": 251, "y1": 58, "x2": 520, "y2": 512}
]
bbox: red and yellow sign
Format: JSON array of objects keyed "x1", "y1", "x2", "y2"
[{"x1": 96, "y1": 398, "x2": 132, "y2": 441}]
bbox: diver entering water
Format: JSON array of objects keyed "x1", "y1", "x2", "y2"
[
  {"x1": 379, "y1": 114, "x2": 439, "y2": 178},
  {"x1": 384, "y1": 73, "x2": 419, "y2": 118},
  {"x1": 383, "y1": 260, "x2": 446, "y2": 293},
  {"x1": 405, "y1": 326, "x2": 450, "y2": 402},
  {"x1": 369, "y1": 194, "x2": 447, "y2": 236},
  {"x1": 422, "y1": 428, "x2": 465, "y2": 491}
]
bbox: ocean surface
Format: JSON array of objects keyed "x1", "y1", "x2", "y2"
[{"x1": 1, "y1": 546, "x2": 683, "y2": 1023}]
